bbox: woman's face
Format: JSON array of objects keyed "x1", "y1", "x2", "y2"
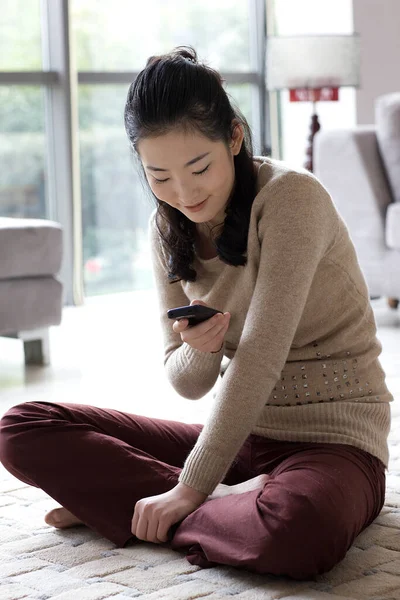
[{"x1": 137, "y1": 124, "x2": 244, "y2": 227}]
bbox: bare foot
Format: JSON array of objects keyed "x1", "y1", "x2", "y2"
[
  {"x1": 229, "y1": 473, "x2": 270, "y2": 495},
  {"x1": 44, "y1": 507, "x2": 84, "y2": 529},
  {"x1": 207, "y1": 473, "x2": 269, "y2": 501}
]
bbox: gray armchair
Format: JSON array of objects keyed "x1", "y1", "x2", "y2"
[
  {"x1": 314, "y1": 92, "x2": 400, "y2": 306},
  {"x1": 0, "y1": 218, "x2": 63, "y2": 364}
]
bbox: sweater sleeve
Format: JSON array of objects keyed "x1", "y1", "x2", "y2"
[
  {"x1": 149, "y1": 212, "x2": 225, "y2": 400},
  {"x1": 178, "y1": 173, "x2": 339, "y2": 494}
]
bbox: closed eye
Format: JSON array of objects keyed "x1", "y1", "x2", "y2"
[{"x1": 153, "y1": 164, "x2": 210, "y2": 184}]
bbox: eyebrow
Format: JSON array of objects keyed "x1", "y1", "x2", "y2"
[{"x1": 146, "y1": 152, "x2": 211, "y2": 172}]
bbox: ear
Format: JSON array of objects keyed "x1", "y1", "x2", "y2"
[{"x1": 230, "y1": 120, "x2": 245, "y2": 156}]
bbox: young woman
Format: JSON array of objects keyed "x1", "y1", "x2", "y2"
[{"x1": 0, "y1": 46, "x2": 393, "y2": 580}]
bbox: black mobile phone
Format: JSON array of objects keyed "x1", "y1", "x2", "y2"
[{"x1": 167, "y1": 304, "x2": 223, "y2": 327}]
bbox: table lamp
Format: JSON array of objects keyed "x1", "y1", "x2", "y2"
[{"x1": 266, "y1": 34, "x2": 360, "y2": 171}]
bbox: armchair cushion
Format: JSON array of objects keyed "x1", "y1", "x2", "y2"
[
  {"x1": 0, "y1": 277, "x2": 62, "y2": 335},
  {"x1": 0, "y1": 217, "x2": 63, "y2": 280},
  {"x1": 376, "y1": 92, "x2": 400, "y2": 203},
  {"x1": 386, "y1": 203, "x2": 400, "y2": 250}
]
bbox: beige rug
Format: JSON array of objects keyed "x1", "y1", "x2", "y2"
[{"x1": 0, "y1": 412, "x2": 399, "y2": 600}]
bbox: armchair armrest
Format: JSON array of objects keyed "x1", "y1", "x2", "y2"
[
  {"x1": 313, "y1": 126, "x2": 393, "y2": 249},
  {"x1": 386, "y1": 203, "x2": 400, "y2": 250}
]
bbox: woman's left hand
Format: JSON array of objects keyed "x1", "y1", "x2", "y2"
[{"x1": 131, "y1": 482, "x2": 208, "y2": 543}]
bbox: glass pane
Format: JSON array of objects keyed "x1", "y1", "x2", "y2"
[
  {"x1": 226, "y1": 83, "x2": 261, "y2": 152},
  {"x1": 0, "y1": 87, "x2": 48, "y2": 218},
  {"x1": 0, "y1": 0, "x2": 42, "y2": 70},
  {"x1": 272, "y1": 0, "x2": 355, "y2": 167},
  {"x1": 226, "y1": 84, "x2": 253, "y2": 129},
  {"x1": 71, "y1": 0, "x2": 251, "y2": 72},
  {"x1": 79, "y1": 85, "x2": 153, "y2": 297}
]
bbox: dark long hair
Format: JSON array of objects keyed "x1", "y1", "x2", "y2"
[{"x1": 124, "y1": 45, "x2": 258, "y2": 282}]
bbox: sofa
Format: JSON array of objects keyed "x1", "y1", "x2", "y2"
[
  {"x1": 314, "y1": 92, "x2": 400, "y2": 306},
  {"x1": 0, "y1": 218, "x2": 63, "y2": 365}
]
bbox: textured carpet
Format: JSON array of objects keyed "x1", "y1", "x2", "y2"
[{"x1": 0, "y1": 410, "x2": 399, "y2": 600}]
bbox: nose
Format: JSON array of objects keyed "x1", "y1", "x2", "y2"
[{"x1": 174, "y1": 180, "x2": 201, "y2": 206}]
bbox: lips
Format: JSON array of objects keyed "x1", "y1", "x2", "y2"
[
  {"x1": 184, "y1": 197, "x2": 209, "y2": 212},
  {"x1": 185, "y1": 199, "x2": 206, "y2": 208}
]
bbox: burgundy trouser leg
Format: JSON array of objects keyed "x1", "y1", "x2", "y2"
[
  {"x1": 0, "y1": 401, "x2": 206, "y2": 547},
  {"x1": 0, "y1": 402, "x2": 385, "y2": 579},
  {"x1": 170, "y1": 438, "x2": 386, "y2": 579}
]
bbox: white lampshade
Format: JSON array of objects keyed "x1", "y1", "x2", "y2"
[{"x1": 266, "y1": 34, "x2": 360, "y2": 90}]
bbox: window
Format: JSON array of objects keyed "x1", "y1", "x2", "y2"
[
  {"x1": 0, "y1": 86, "x2": 48, "y2": 219},
  {"x1": 0, "y1": 1, "x2": 267, "y2": 301},
  {"x1": 72, "y1": 0, "x2": 252, "y2": 72},
  {"x1": 71, "y1": 0, "x2": 263, "y2": 297},
  {"x1": 0, "y1": 1, "x2": 42, "y2": 70},
  {"x1": 0, "y1": 2, "x2": 48, "y2": 220}
]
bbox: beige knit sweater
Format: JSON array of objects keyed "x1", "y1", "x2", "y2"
[{"x1": 149, "y1": 157, "x2": 393, "y2": 495}]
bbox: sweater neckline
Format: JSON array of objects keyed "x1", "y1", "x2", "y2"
[{"x1": 196, "y1": 253, "x2": 221, "y2": 265}]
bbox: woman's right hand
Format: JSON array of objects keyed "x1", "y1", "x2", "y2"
[{"x1": 172, "y1": 300, "x2": 231, "y2": 353}]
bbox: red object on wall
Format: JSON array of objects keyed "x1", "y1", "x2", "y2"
[{"x1": 289, "y1": 87, "x2": 339, "y2": 102}]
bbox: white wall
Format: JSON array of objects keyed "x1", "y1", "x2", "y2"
[{"x1": 353, "y1": 0, "x2": 400, "y2": 124}]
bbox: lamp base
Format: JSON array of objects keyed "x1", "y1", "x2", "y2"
[{"x1": 304, "y1": 113, "x2": 321, "y2": 172}]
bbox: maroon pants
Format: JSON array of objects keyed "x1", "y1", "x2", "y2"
[{"x1": 0, "y1": 401, "x2": 385, "y2": 580}]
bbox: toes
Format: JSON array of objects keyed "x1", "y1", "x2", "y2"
[{"x1": 44, "y1": 508, "x2": 61, "y2": 526}]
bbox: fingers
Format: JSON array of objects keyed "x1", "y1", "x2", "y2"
[
  {"x1": 192, "y1": 312, "x2": 230, "y2": 339},
  {"x1": 190, "y1": 299, "x2": 206, "y2": 306},
  {"x1": 156, "y1": 522, "x2": 169, "y2": 543},
  {"x1": 172, "y1": 312, "x2": 228, "y2": 334},
  {"x1": 131, "y1": 505, "x2": 138, "y2": 536},
  {"x1": 131, "y1": 506, "x2": 168, "y2": 544},
  {"x1": 172, "y1": 318, "x2": 188, "y2": 333},
  {"x1": 171, "y1": 299, "x2": 209, "y2": 333},
  {"x1": 181, "y1": 312, "x2": 230, "y2": 352},
  {"x1": 170, "y1": 303, "x2": 231, "y2": 353},
  {"x1": 173, "y1": 313, "x2": 221, "y2": 338},
  {"x1": 132, "y1": 505, "x2": 148, "y2": 541},
  {"x1": 146, "y1": 518, "x2": 161, "y2": 544}
]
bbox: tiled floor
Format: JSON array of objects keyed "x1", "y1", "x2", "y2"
[{"x1": 0, "y1": 293, "x2": 399, "y2": 600}]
